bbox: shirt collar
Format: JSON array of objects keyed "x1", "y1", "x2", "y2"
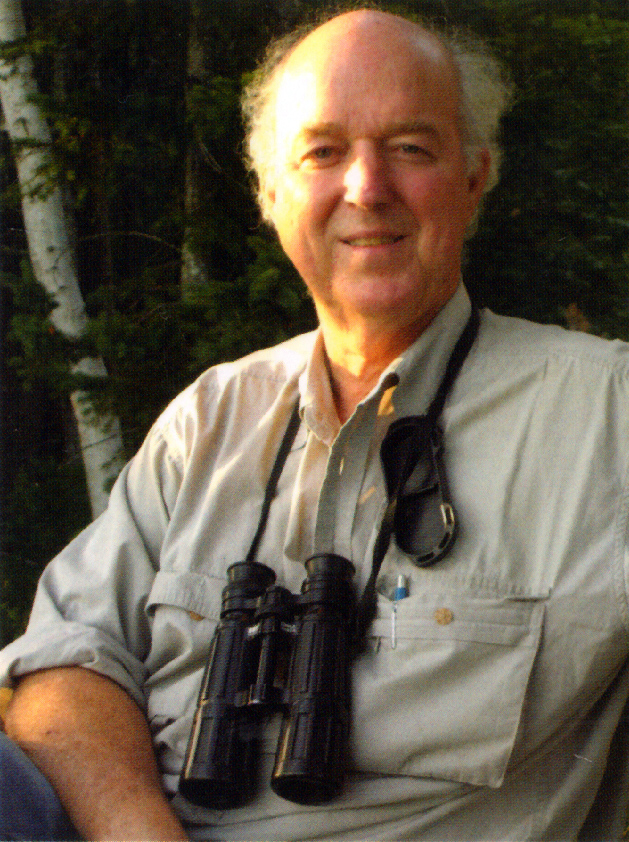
[
  {"x1": 387, "y1": 282, "x2": 472, "y2": 418},
  {"x1": 299, "y1": 331, "x2": 340, "y2": 446},
  {"x1": 298, "y1": 282, "x2": 472, "y2": 441}
]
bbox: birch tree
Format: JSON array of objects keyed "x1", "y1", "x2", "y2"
[{"x1": 0, "y1": 0, "x2": 124, "y2": 517}]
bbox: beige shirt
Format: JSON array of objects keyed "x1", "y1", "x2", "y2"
[{"x1": 2, "y1": 284, "x2": 629, "y2": 840}]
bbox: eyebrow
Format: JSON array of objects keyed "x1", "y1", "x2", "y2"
[
  {"x1": 382, "y1": 120, "x2": 442, "y2": 140},
  {"x1": 297, "y1": 120, "x2": 442, "y2": 142},
  {"x1": 297, "y1": 123, "x2": 344, "y2": 142}
]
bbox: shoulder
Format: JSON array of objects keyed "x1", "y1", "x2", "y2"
[
  {"x1": 202, "y1": 329, "x2": 318, "y2": 387},
  {"x1": 459, "y1": 309, "x2": 629, "y2": 458},
  {"x1": 475, "y1": 309, "x2": 629, "y2": 379},
  {"x1": 148, "y1": 330, "x2": 317, "y2": 450}
]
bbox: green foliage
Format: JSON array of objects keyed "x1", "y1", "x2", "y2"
[
  {"x1": 2, "y1": 262, "x2": 80, "y2": 394},
  {"x1": 463, "y1": 2, "x2": 629, "y2": 334},
  {"x1": 1, "y1": 0, "x2": 628, "y2": 644},
  {"x1": 1, "y1": 457, "x2": 90, "y2": 646},
  {"x1": 186, "y1": 235, "x2": 316, "y2": 370}
]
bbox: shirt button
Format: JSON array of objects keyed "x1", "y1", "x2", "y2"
[{"x1": 434, "y1": 607, "x2": 454, "y2": 626}]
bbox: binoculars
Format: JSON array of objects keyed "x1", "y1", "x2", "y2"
[{"x1": 179, "y1": 554, "x2": 356, "y2": 809}]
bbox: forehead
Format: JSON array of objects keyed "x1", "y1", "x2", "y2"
[{"x1": 274, "y1": 14, "x2": 462, "y2": 142}]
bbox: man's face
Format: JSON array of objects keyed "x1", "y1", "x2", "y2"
[{"x1": 266, "y1": 13, "x2": 489, "y2": 335}]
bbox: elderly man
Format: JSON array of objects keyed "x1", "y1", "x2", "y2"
[{"x1": 2, "y1": 8, "x2": 629, "y2": 841}]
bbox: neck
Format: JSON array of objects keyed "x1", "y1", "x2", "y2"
[
  {"x1": 320, "y1": 313, "x2": 435, "y2": 424},
  {"x1": 324, "y1": 353, "x2": 385, "y2": 425}
]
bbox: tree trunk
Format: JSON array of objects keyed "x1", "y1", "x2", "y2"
[
  {"x1": 0, "y1": 0, "x2": 124, "y2": 517},
  {"x1": 181, "y1": 0, "x2": 210, "y2": 299}
]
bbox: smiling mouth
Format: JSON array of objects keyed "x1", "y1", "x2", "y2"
[{"x1": 343, "y1": 235, "x2": 405, "y2": 247}]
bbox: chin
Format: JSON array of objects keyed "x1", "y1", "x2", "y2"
[{"x1": 346, "y1": 278, "x2": 434, "y2": 312}]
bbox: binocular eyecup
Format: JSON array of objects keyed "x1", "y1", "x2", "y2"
[{"x1": 179, "y1": 554, "x2": 355, "y2": 809}]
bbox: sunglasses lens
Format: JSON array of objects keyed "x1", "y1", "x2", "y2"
[
  {"x1": 395, "y1": 493, "x2": 455, "y2": 564},
  {"x1": 380, "y1": 417, "x2": 431, "y2": 496},
  {"x1": 381, "y1": 417, "x2": 456, "y2": 567}
]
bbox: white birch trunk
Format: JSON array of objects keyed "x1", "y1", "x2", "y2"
[{"x1": 0, "y1": 0, "x2": 124, "y2": 517}]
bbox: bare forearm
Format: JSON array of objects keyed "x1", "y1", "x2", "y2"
[{"x1": 5, "y1": 667, "x2": 188, "y2": 841}]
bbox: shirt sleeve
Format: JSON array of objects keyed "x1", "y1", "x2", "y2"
[{"x1": 0, "y1": 418, "x2": 183, "y2": 711}]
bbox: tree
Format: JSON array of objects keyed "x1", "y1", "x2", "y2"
[
  {"x1": 1, "y1": 0, "x2": 626, "y2": 648},
  {"x1": 0, "y1": 0, "x2": 124, "y2": 517},
  {"x1": 457, "y1": 0, "x2": 629, "y2": 334},
  {"x1": 180, "y1": 0, "x2": 210, "y2": 297}
]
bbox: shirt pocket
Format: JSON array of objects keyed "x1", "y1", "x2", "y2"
[
  {"x1": 144, "y1": 571, "x2": 224, "y2": 724},
  {"x1": 351, "y1": 591, "x2": 545, "y2": 788}
]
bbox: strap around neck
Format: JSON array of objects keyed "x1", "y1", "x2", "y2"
[
  {"x1": 245, "y1": 400, "x2": 301, "y2": 564},
  {"x1": 354, "y1": 305, "x2": 480, "y2": 647}
]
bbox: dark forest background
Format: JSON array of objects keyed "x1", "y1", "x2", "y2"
[{"x1": 1, "y1": 0, "x2": 628, "y2": 644}]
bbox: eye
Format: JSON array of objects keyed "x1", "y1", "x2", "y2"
[
  {"x1": 389, "y1": 137, "x2": 438, "y2": 162},
  {"x1": 299, "y1": 144, "x2": 344, "y2": 169},
  {"x1": 311, "y1": 146, "x2": 336, "y2": 160},
  {"x1": 399, "y1": 143, "x2": 434, "y2": 158}
]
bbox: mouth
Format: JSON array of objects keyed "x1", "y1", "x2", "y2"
[{"x1": 342, "y1": 234, "x2": 405, "y2": 247}]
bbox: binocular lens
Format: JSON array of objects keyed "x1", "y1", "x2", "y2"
[{"x1": 180, "y1": 561, "x2": 276, "y2": 808}]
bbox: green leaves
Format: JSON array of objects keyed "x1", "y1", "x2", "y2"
[
  {"x1": 1, "y1": 0, "x2": 627, "y2": 642},
  {"x1": 462, "y1": 0, "x2": 628, "y2": 334}
]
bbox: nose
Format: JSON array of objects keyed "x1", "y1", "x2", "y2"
[{"x1": 343, "y1": 144, "x2": 392, "y2": 208}]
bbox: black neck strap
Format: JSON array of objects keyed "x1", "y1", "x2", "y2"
[
  {"x1": 245, "y1": 400, "x2": 302, "y2": 564},
  {"x1": 245, "y1": 306, "x2": 480, "y2": 644},
  {"x1": 355, "y1": 306, "x2": 479, "y2": 644},
  {"x1": 425, "y1": 305, "x2": 479, "y2": 427}
]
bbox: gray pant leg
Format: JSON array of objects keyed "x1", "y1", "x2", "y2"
[{"x1": 0, "y1": 731, "x2": 79, "y2": 840}]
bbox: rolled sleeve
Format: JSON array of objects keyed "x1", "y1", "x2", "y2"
[
  {"x1": 0, "y1": 421, "x2": 183, "y2": 710},
  {"x1": 0, "y1": 621, "x2": 150, "y2": 709}
]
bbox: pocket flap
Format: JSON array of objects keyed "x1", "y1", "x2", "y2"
[
  {"x1": 352, "y1": 594, "x2": 545, "y2": 788},
  {"x1": 146, "y1": 570, "x2": 224, "y2": 621}
]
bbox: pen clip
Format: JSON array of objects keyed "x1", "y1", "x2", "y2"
[{"x1": 391, "y1": 575, "x2": 408, "y2": 649}]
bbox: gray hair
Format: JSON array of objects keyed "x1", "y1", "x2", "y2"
[{"x1": 241, "y1": 10, "x2": 514, "y2": 228}]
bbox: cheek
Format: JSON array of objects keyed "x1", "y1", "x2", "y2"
[
  {"x1": 405, "y1": 170, "x2": 471, "y2": 223},
  {"x1": 275, "y1": 181, "x2": 335, "y2": 251},
  {"x1": 273, "y1": 178, "x2": 312, "y2": 232},
  {"x1": 405, "y1": 178, "x2": 472, "y2": 266},
  {"x1": 271, "y1": 188, "x2": 331, "y2": 280}
]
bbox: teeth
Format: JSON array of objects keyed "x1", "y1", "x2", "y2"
[{"x1": 348, "y1": 236, "x2": 401, "y2": 246}]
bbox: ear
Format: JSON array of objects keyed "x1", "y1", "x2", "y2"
[
  {"x1": 262, "y1": 181, "x2": 277, "y2": 227},
  {"x1": 466, "y1": 148, "x2": 491, "y2": 210}
]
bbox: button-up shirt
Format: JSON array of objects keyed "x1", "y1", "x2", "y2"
[{"x1": 2, "y1": 284, "x2": 629, "y2": 840}]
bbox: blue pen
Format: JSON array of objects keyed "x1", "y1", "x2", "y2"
[{"x1": 391, "y1": 574, "x2": 408, "y2": 649}]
